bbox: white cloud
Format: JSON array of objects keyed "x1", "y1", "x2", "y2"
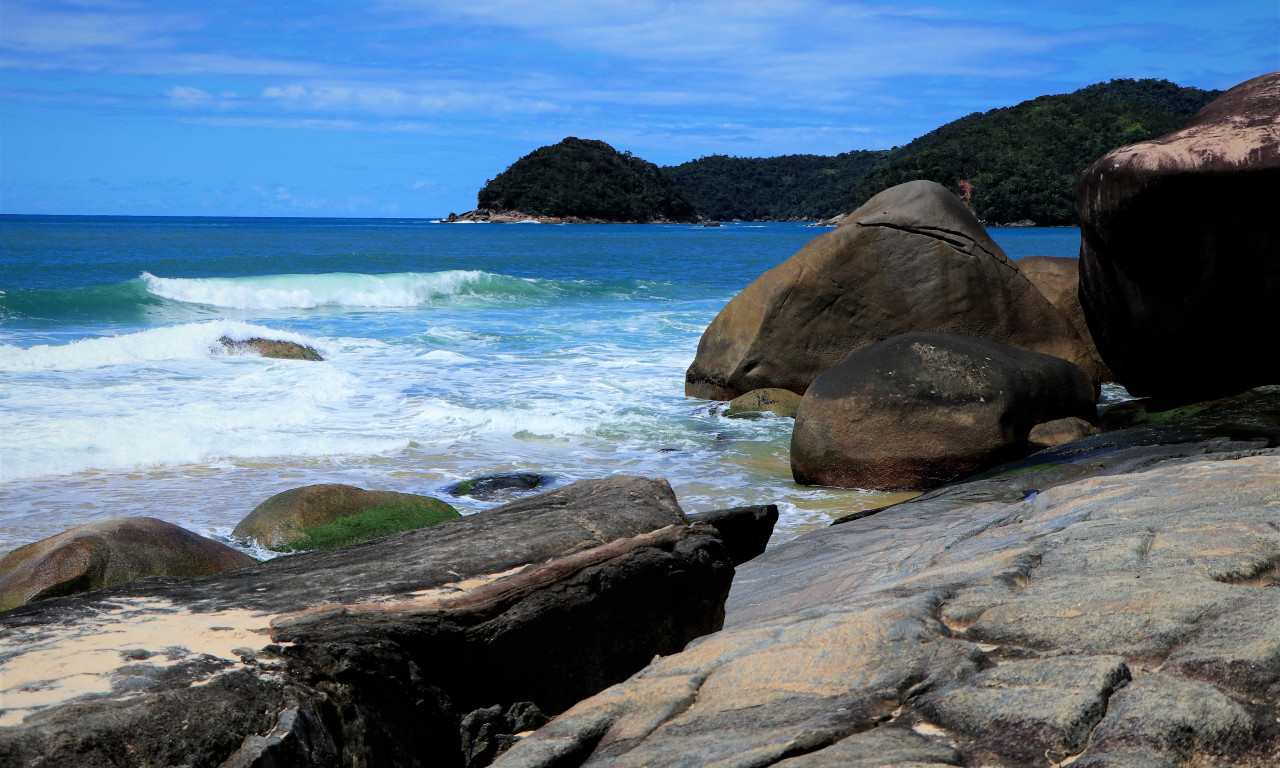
[{"x1": 165, "y1": 85, "x2": 213, "y2": 105}]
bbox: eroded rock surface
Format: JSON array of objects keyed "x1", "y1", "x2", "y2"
[
  {"x1": 216, "y1": 335, "x2": 324, "y2": 361},
  {"x1": 685, "y1": 180, "x2": 1100, "y2": 400},
  {"x1": 496, "y1": 421, "x2": 1280, "y2": 767},
  {"x1": 0, "y1": 477, "x2": 735, "y2": 768},
  {"x1": 1077, "y1": 72, "x2": 1280, "y2": 404}
]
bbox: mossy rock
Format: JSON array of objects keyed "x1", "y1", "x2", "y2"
[
  {"x1": 233, "y1": 484, "x2": 460, "y2": 552},
  {"x1": 725, "y1": 388, "x2": 803, "y2": 419}
]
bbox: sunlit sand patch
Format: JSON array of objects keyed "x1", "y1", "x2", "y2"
[{"x1": 0, "y1": 597, "x2": 279, "y2": 723}]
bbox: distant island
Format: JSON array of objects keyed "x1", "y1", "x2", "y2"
[
  {"x1": 461, "y1": 137, "x2": 697, "y2": 223},
  {"x1": 460, "y1": 79, "x2": 1220, "y2": 226}
]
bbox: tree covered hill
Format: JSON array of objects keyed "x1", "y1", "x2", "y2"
[
  {"x1": 660, "y1": 151, "x2": 884, "y2": 222},
  {"x1": 661, "y1": 78, "x2": 1220, "y2": 224},
  {"x1": 476, "y1": 137, "x2": 696, "y2": 222}
]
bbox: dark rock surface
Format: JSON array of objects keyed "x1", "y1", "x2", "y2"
[
  {"x1": 494, "y1": 393, "x2": 1280, "y2": 768},
  {"x1": 790, "y1": 332, "x2": 1096, "y2": 490},
  {"x1": 725, "y1": 388, "x2": 804, "y2": 419},
  {"x1": 447, "y1": 473, "x2": 554, "y2": 501},
  {"x1": 0, "y1": 476, "x2": 735, "y2": 768},
  {"x1": 685, "y1": 180, "x2": 1100, "y2": 400},
  {"x1": 1013, "y1": 255, "x2": 1114, "y2": 381},
  {"x1": 1077, "y1": 72, "x2": 1280, "y2": 404},
  {"x1": 0, "y1": 517, "x2": 256, "y2": 611},
  {"x1": 216, "y1": 335, "x2": 324, "y2": 361},
  {"x1": 686, "y1": 505, "x2": 778, "y2": 565},
  {"x1": 233, "y1": 483, "x2": 460, "y2": 551}
]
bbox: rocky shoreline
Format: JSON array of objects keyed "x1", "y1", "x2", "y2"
[{"x1": 2, "y1": 72, "x2": 1278, "y2": 767}]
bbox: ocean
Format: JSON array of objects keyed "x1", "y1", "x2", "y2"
[{"x1": 0, "y1": 216, "x2": 1082, "y2": 557}]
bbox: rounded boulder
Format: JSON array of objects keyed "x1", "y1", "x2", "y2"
[
  {"x1": 233, "y1": 484, "x2": 461, "y2": 552},
  {"x1": 790, "y1": 332, "x2": 1097, "y2": 490},
  {"x1": 686, "y1": 180, "x2": 1101, "y2": 400},
  {"x1": 1077, "y1": 72, "x2": 1280, "y2": 404},
  {"x1": 0, "y1": 517, "x2": 256, "y2": 611}
]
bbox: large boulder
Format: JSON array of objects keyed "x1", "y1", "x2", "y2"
[
  {"x1": 0, "y1": 517, "x2": 255, "y2": 611},
  {"x1": 1013, "y1": 255, "x2": 1114, "y2": 381},
  {"x1": 0, "y1": 476, "x2": 735, "y2": 768},
  {"x1": 1077, "y1": 72, "x2": 1280, "y2": 404},
  {"x1": 495, "y1": 414, "x2": 1280, "y2": 768},
  {"x1": 790, "y1": 332, "x2": 1096, "y2": 490},
  {"x1": 685, "y1": 180, "x2": 1101, "y2": 400},
  {"x1": 233, "y1": 483, "x2": 460, "y2": 551}
]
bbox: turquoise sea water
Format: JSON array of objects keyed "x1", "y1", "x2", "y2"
[{"x1": 0, "y1": 216, "x2": 1081, "y2": 555}]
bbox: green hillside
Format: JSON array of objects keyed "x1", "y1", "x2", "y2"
[
  {"x1": 661, "y1": 78, "x2": 1220, "y2": 224},
  {"x1": 661, "y1": 151, "x2": 884, "y2": 221},
  {"x1": 477, "y1": 137, "x2": 695, "y2": 222}
]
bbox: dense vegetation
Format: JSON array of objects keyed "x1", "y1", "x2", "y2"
[
  {"x1": 846, "y1": 80, "x2": 1221, "y2": 225},
  {"x1": 477, "y1": 137, "x2": 696, "y2": 222},
  {"x1": 661, "y1": 152, "x2": 884, "y2": 221},
  {"x1": 661, "y1": 79, "x2": 1220, "y2": 224}
]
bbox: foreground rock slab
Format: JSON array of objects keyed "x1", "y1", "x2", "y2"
[
  {"x1": 496, "y1": 443, "x2": 1280, "y2": 767},
  {"x1": 685, "y1": 180, "x2": 1098, "y2": 400},
  {"x1": 1077, "y1": 71, "x2": 1280, "y2": 404},
  {"x1": 0, "y1": 477, "x2": 735, "y2": 768}
]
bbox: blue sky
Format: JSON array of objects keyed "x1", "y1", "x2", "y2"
[{"x1": 2, "y1": 1, "x2": 1276, "y2": 217}]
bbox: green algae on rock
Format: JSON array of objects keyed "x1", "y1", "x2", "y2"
[
  {"x1": 725, "y1": 388, "x2": 803, "y2": 419},
  {"x1": 233, "y1": 484, "x2": 460, "y2": 552}
]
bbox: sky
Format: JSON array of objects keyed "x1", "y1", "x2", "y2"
[{"x1": 2, "y1": 1, "x2": 1277, "y2": 218}]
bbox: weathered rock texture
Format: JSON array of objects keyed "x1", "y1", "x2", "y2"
[
  {"x1": 1013, "y1": 255, "x2": 1113, "y2": 381},
  {"x1": 686, "y1": 505, "x2": 779, "y2": 566},
  {"x1": 0, "y1": 477, "x2": 735, "y2": 768},
  {"x1": 1077, "y1": 71, "x2": 1280, "y2": 404},
  {"x1": 685, "y1": 180, "x2": 1100, "y2": 400},
  {"x1": 0, "y1": 517, "x2": 255, "y2": 611},
  {"x1": 791, "y1": 332, "x2": 1096, "y2": 490},
  {"x1": 725, "y1": 388, "x2": 804, "y2": 419},
  {"x1": 233, "y1": 483, "x2": 460, "y2": 551},
  {"x1": 495, "y1": 393, "x2": 1280, "y2": 768},
  {"x1": 216, "y1": 335, "x2": 324, "y2": 361}
]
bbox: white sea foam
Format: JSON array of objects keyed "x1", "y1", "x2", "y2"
[
  {"x1": 0, "y1": 321, "x2": 325, "y2": 371},
  {"x1": 141, "y1": 270, "x2": 492, "y2": 310}
]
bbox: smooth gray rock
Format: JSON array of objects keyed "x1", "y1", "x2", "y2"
[{"x1": 494, "y1": 400, "x2": 1280, "y2": 768}]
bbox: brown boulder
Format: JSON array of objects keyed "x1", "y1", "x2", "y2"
[
  {"x1": 725, "y1": 387, "x2": 803, "y2": 418},
  {"x1": 0, "y1": 517, "x2": 255, "y2": 611},
  {"x1": 1013, "y1": 255, "x2": 1114, "y2": 381},
  {"x1": 1029, "y1": 415, "x2": 1101, "y2": 449},
  {"x1": 1077, "y1": 72, "x2": 1280, "y2": 404},
  {"x1": 790, "y1": 332, "x2": 1096, "y2": 490},
  {"x1": 216, "y1": 335, "x2": 324, "y2": 360},
  {"x1": 685, "y1": 180, "x2": 1101, "y2": 400}
]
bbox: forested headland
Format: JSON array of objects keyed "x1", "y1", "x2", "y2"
[{"x1": 662, "y1": 78, "x2": 1220, "y2": 225}]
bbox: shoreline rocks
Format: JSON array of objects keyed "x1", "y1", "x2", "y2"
[
  {"x1": 494, "y1": 400, "x2": 1280, "y2": 767},
  {"x1": 0, "y1": 517, "x2": 255, "y2": 611},
  {"x1": 790, "y1": 332, "x2": 1096, "y2": 490},
  {"x1": 0, "y1": 477, "x2": 736, "y2": 768},
  {"x1": 685, "y1": 180, "x2": 1102, "y2": 401},
  {"x1": 233, "y1": 483, "x2": 460, "y2": 552},
  {"x1": 1077, "y1": 71, "x2": 1280, "y2": 404}
]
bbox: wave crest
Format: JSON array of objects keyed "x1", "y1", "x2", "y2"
[{"x1": 141, "y1": 270, "x2": 542, "y2": 309}]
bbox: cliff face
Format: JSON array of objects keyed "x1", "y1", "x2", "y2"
[{"x1": 477, "y1": 138, "x2": 696, "y2": 223}]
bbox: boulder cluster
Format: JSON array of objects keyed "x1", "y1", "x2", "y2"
[{"x1": 2, "y1": 72, "x2": 1278, "y2": 768}]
